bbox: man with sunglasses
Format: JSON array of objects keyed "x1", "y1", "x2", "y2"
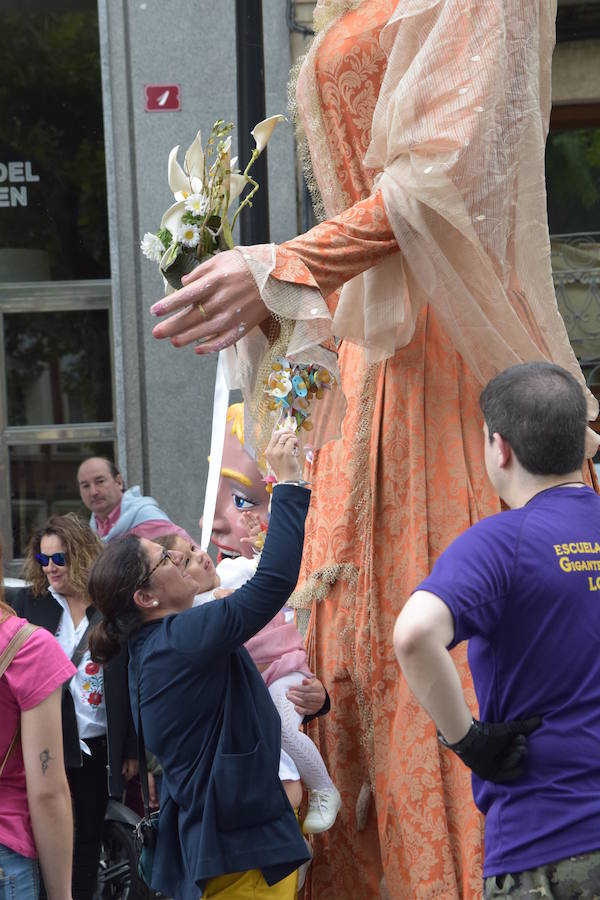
[{"x1": 77, "y1": 457, "x2": 190, "y2": 543}]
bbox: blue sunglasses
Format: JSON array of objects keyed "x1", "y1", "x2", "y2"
[{"x1": 35, "y1": 552, "x2": 67, "y2": 567}]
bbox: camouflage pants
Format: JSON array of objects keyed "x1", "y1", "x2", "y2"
[{"x1": 484, "y1": 850, "x2": 600, "y2": 898}]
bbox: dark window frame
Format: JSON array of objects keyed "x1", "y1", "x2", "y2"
[{"x1": 0, "y1": 280, "x2": 115, "y2": 571}]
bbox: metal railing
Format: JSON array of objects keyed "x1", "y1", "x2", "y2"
[{"x1": 551, "y1": 232, "x2": 600, "y2": 376}]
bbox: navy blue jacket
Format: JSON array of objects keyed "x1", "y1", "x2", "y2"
[{"x1": 128, "y1": 484, "x2": 311, "y2": 900}]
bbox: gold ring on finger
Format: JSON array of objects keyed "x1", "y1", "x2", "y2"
[{"x1": 193, "y1": 301, "x2": 207, "y2": 318}]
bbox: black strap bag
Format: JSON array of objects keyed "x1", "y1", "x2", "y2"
[{"x1": 133, "y1": 673, "x2": 160, "y2": 888}]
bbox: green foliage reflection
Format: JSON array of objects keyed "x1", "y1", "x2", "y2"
[
  {"x1": 0, "y1": 6, "x2": 109, "y2": 279},
  {"x1": 6, "y1": 311, "x2": 113, "y2": 426},
  {"x1": 546, "y1": 129, "x2": 600, "y2": 234}
]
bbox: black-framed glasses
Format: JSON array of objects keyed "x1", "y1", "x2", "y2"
[
  {"x1": 136, "y1": 550, "x2": 176, "y2": 589},
  {"x1": 35, "y1": 552, "x2": 67, "y2": 567}
]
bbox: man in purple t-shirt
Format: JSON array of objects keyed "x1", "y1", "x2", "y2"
[{"x1": 394, "y1": 362, "x2": 600, "y2": 898}]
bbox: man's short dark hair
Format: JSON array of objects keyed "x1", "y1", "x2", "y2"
[
  {"x1": 103, "y1": 457, "x2": 121, "y2": 480},
  {"x1": 79, "y1": 456, "x2": 122, "y2": 481},
  {"x1": 480, "y1": 362, "x2": 588, "y2": 475}
]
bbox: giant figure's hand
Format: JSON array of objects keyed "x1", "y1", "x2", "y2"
[{"x1": 150, "y1": 250, "x2": 269, "y2": 354}]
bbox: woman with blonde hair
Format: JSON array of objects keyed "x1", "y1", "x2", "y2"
[
  {"x1": 0, "y1": 542, "x2": 75, "y2": 900},
  {"x1": 8, "y1": 514, "x2": 138, "y2": 900}
]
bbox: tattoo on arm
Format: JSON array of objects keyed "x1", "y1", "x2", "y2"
[{"x1": 39, "y1": 748, "x2": 55, "y2": 775}]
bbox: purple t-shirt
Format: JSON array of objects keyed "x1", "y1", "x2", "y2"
[{"x1": 418, "y1": 485, "x2": 600, "y2": 877}]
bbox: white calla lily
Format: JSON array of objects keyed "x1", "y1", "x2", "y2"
[
  {"x1": 184, "y1": 130, "x2": 205, "y2": 182},
  {"x1": 144, "y1": 114, "x2": 286, "y2": 288},
  {"x1": 228, "y1": 173, "x2": 249, "y2": 208},
  {"x1": 167, "y1": 145, "x2": 190, "y2": 198},
  {"x1": 251, "y1": 114, "x2": 286, "y2": 154},
  {"x1": 161, "y1": 199, "x2": 187, "y2": 234},
  {"x1": 169, "y1": 137, "x2": 204, "y2": 202}
]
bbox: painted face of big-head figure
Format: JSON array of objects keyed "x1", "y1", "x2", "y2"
[{"x1": 201, "y1": 403, "x2": 271, "y2": 560}]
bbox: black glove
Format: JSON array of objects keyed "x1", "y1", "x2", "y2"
[{"x1": 438, "y1": 716, "x2": 542, "y2": 783}]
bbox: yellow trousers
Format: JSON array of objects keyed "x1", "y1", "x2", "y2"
[{"x1": 203, "y1": 867, "x2": 298, "y2": 898}]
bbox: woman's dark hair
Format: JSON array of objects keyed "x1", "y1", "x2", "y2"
[
  {"x1": 87, "y1": 535, "x2": 148, "y2": 664},
  {"x1": 480, "y1": 362, "x2": 588, "y2": 475},
  {"x1": 153, "y1": 533, "x2": 178, "y2": 551}
]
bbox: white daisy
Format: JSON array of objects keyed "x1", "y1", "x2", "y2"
[
  {"x1": 140, "y1": 232, "x2": 166, "y2": 263},
  {"x1": 175, "y1": 223, "x2": 201, "y2": 248},
  {"x1": 184, "y1": 193, "x2": 209, "y2": 217}
]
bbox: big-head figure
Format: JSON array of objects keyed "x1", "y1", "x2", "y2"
[{"x1": 206, "y1": 403, "x2": 271, "y2": 559}]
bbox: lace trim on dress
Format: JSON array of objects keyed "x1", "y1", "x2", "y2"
[
  {"x1": 313, "y1": 0, "x2": 368, "y2": 34},
  {"x1": 297, "y1": 561, "x2": 376, "y2": 789},
  {"x1": 288, "y1": 55, "x2": 326, "y2": 225},
  {"x1": 288, "y1": 562, "x2": 359, "y2": 609},
  {"x1": 232, "y1": 245, "x2": 346, "y2": 456}
]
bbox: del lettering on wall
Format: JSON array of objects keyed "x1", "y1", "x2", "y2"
[{"x1": 0, "y1": 161, "x2": 40, "y2": 207}]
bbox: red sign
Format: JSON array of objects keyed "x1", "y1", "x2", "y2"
[{"x1": 145, "y1": 85, "x2": 181, "y2": 112}]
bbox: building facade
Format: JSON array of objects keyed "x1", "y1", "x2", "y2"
[{"x1": 0, "y1": 0, "x2": 599, "y2": 570}]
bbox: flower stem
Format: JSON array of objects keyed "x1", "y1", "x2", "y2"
[{"x1": 231, "y1": 174, "x2": 259, "y2": 230}]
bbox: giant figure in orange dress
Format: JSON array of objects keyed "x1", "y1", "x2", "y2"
[{"x1": 152, "y1": 2, "x2": 598, "y2": 896}]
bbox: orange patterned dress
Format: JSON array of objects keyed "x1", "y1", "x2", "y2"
[{"x1": 270, "y1": 2, "x2": 499, "y2": 898}]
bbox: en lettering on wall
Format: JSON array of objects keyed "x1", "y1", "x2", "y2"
[{"x1": 0, "y1": 162, "x2": 40, "y2": 207}]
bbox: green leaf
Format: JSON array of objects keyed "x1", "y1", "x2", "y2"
[
  {"x1": 160, "y1": 245, "x2": 202, "y2": 291},
  {"x1": 181, "y1": 210, "x2": 203, "y2": 225},
  {"x1": 157, "y1": 227, "x2": 172, "y2": 247}
]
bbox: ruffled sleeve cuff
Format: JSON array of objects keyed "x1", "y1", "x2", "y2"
[{"x1": 231, "y1": 244, "x2": 346, "y2": 456}]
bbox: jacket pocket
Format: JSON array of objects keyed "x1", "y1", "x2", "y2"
[{"x1": 213, "y1": 739, "x2": 287, "y2": 832}]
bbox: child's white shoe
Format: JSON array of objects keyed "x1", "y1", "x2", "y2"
[{"x1": 302, "y1": 787, "x2": 341, "y2": 835}]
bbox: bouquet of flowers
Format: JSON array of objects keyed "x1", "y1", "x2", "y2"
[
  {"x1": 141, "y1": 114, "x2": 342, "y2": 457},
  {"x1": 140, "y1": 115, "x2": 284, "y2": 290},
  {"x1": 264, "y1": 358, "x2": 337, "y2": 434}
]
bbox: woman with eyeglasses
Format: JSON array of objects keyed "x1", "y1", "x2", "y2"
[
  {"x1": 7, "y1": 513, "x2": 138, "y2": 900},
  {"x1": 87, "y1": 432, "x2": 311, "y2": 900}
]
